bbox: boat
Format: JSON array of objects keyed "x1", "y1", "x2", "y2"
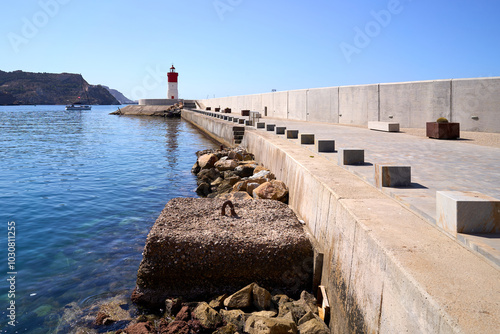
[
  {"x1": 66, "y1": 74, "x2": 92, "y2": 111},
  {"x1": 66, "y1": 103, "x2": 91, "y2": 111}
]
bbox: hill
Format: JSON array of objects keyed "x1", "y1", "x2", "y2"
[
  {"x1": 0, "y1": 70, "x2": 120, "y2": 105},
  {"x1": 103, "y1": 86, "x2": 136, "y2": 104}
]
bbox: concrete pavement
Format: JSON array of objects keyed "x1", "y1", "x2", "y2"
[{"x1": 253, "y1": 117, "x2": 500, "y2": 267}]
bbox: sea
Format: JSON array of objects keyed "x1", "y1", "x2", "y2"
[{"x1": 0, "y1": 105, "x2": 219, "y2": 333}]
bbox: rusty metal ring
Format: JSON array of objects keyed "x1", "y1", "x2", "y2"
[{"x1": 221, "y1": 200, "x2": 237, "y2": 217}]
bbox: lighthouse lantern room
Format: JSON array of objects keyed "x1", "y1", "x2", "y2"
[{"x1": 167, "y1": 65, "x2": 179, "y2": 99}]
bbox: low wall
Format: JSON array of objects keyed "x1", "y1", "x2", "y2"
[
  {"x1": 139, "y1": 98, "x2": 182, "y2": 106},
  {"x1": 198, "y1": 77, "x2": 500, "y2": 133},
  {"x1": 182, "y1": 110, "x2": 500, "y2": 333}
]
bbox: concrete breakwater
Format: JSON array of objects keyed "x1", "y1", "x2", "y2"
[{"x1": 182, "y1": 109, "x2": 500, "y2": 333}]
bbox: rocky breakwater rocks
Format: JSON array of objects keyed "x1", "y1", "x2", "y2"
[
  {"x1": 131, "y1": 197, "x2": 313, "y2": 309},
  {"x1": 193, "y1": 147, "x2": 289, "y2": 203}
]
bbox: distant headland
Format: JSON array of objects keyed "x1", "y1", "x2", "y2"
[{"x1": 0, "y1": 70, "x2": 133, "y2": 105}]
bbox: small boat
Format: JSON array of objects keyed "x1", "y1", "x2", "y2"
[{"x1": 66, "y1": 103, "x2": 91, "y2": 111}]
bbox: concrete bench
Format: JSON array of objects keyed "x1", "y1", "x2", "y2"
[
  {"x1": 286, "y1": 130, "x2": 299, "y2": 139},
  {"x1": 436, "y1": 191, "x2": 500, "y2": 235},
  {"x1": 267, "y1": 124, "x2": 276, "y2": 131},
  {"x1": 276, "y1": 127, "x2": 286, "y2": 135},
  {"x1": 375, "y1": 164, "x2": 411, "y2": 187},
  {"x1": 317, "y1": 140, "x2": 335, "y2": 153},
  {"x1": 338, "y1": 149, "x2": 364, "y2": 165},
  {"x1": 300, "y1": 134, "x2": 315, "y2": 145},
  {"x1": 368, "y1": 121, "x2": 400, "y2": 132}
]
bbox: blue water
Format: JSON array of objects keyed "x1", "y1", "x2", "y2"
[{"x1": 0, "y1": 106, "x2": 218, "y2": 332}]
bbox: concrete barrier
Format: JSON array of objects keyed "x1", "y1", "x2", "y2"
[
  {"x1": 436, "y1": 191, "x2": 500, "y2": 235},
  {"x1": 300, "y1": 134, "x2": 315, "y2": 145},
  {"x1": 286, "y1": 130, "x2": 299, "y2": 139},
  {"x1": 317, "y1": 140, "x2": 335, "y2": 153},
  {"x1": 197, "y1": 77, "x2": 500, "y2": 133},
  {"x1": 368, "y1": 121, "x2": 400, "y2": 132},
  {"x1": 375, "y1": 164, "x2": 411, "y2": 187},
  {"x1": 181, "y1": 110, "x2": 500, "y2": 334},
  {"x1": 338, "y1": 149, "x2": 364, "y2": 165}
]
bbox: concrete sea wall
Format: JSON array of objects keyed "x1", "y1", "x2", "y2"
[
  {"x1": 197, "y1": 77, "x2": 500, "y2": 133},
  {"x1": 182, "y1": 110, "x2": 500, "y2": 333}
]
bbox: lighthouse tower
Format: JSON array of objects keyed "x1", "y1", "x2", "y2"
[{"x1": 167, "y1": 65, "x2": 179, "y2": 99}]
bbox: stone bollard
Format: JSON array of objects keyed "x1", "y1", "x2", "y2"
[
  {"x1": 300, "y1": 134, "x2": 315, "y2": 145},
  {"x1": 375, "y1": 164, "x2": 411, "y2": 187},
  {"x1": 436, "y1": 191, "x2": 500, "y2": 235},
  {"x1": 317, "y1": 140, "x2": 335, "y2": 152},
  {"x1": 286, "y1": 130, "x2": 299, "y2": 139},
  {"x1": 338, "y1": 149, "x2": 364, "y2": 165},
  {"x1": 267, "y1": 124, "x2": 276, "y2": 131},
  {"x1": 276, "y1": 127, "x2": 286, "y2": 135}
]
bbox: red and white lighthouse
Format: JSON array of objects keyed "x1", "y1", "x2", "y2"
[{"x1": 167, "y1": 65, "x2": 179, "y2": 99}]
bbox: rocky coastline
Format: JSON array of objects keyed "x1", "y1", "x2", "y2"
[
  {"x1": 192, "y1": 146, "x2": 289, "y2": 203},
  {"x1": 65, "y1": 146, "x2": 327, "y2": 333}
]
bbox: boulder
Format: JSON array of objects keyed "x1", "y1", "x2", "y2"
[
  {"x1": 244, "y1": 315, "x2": 297, "y2": 334},
  {"x1": 250, "y1": 170, "x2": 275, "y2": 181},
  {"x1": 213, "y1": 323, "x2": 238, "y2": 334},
  {"x1": 297, "y1": 318, "x2": 329, "y2": 334},
  {"x1": 246, "y1": 182, "x2": 262, "y2": 197},
  {"x1": 197, "y1": 168, "x2": 221, "y2": 184},
  {"x1": 278, "y1": 302, "x2": 307, "y2": 323},
  {"x1": 252, "y1": 310, "x2": 277, "y2": 318},
  {"x1": 220, "y1": 309, "x2": 246, "y2": 330},
  {"x1": 253, "y1": 181, "x2": 288, "y2": 202},
  {"x1": 192, "y1": 302, "x2": 222, "y2": 329},
  {"x1": 298, "y1": 291, "x2": 318, "y2": 315},
  {"x1": 211, "y1": 177, "x2": 224, "y2": 187},
  {"x1": 162, "y1": 320, "x2": 190, "y2": 334},
  {"x1": 234, "y1": 165, "x2": 255, "y2": 177},
  {"x1": 165, "y1": 298, "x2": 183, "y2": 317},
  {"x1": 253, "y1": 284, "x2": 272, "y2": 310},
  {"x1": 132, "y1": 198, "x2": 313, "y2": 307},
  {"x1": 224, "y1": 283, "x2": 254, "y2": 309},
  {"x1": 195, "y1": 182, "x2": 210, "y2": 197},
  {"x1": 228, "y1": 151, "x2": 243, "y2": 161},
  {"x1": 175, "y1": 305, "x2": 191, "y2": 321},
  {"x1": 217, "y1": 191, "x2": 253, "y2": 201},
  {"x1": 253, "y1": 165, "x2": 268, "y2": 175},
  {"x1": 191, "y1": 162, "x2": 200, "y2": 174},
  {"x1": 121, "y1": 322, "x2": 153, "y2": 334},
  {"x1": 232, "y1": 181, "x2": 247, "y2": 192},
  {"x1": 198, "y1": 153, "x2": 219, "y2": 169},
  {"x1": 215, "y1": 159, "x2": 239, "y2": 171},
  {"x1": 209, "y1": 294, "x2": 228, "y2": 309}
]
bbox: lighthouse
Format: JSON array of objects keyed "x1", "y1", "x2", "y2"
[{"x1": 167, "y1": 65, "x2": 179, "y2": 99}]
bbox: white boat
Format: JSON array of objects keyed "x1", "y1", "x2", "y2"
[{"x1": 66, "y1": 104, "x2": 92, "y2": 111}]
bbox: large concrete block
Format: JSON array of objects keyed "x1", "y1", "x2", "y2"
[
  {"x1": 233, "y1": 118, "x2": 239, "y2": 123},
  {"x1": 239, "y1": 119, "x2": 245, "y2": 124},
  {"x1": 368, "y1": 121, "x2": 400, "y2": 132},
  {"x1": 286, "y1": 130, "x2": 299, "y2": 139},
  {"x1": 256, "y1": 122, "x2": 265, "y2": 129},
  {"x1": 375, "y1": 164, "x2": 411, "y2": 187},
  {"x1": 317, "y1": 140, "x2": 335, "y2": 152},
  {"x1": 300, "y1": 134, "x2": 315, "y2": 145},
  {"x1": 338, "y1": 149, "x2": 364, "y2": 165},
  {"x1": 266, "y1": 124, "x2": 276, "y2": 131},
  {"x1": 276, "y1": 127, "x2": 286, "y2": 135},
  {"x1": 436, "y1": 191, "x2": 500, "y2": 235},
  {"x1": 131, "y1": 198, "x2": 313, "y2": 307}
]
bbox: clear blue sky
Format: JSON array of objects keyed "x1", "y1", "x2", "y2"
[{"x1": 1, "y1": 0, "x2": 499, "y2": 100}]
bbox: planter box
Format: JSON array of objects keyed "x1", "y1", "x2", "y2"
[{"x1": 426, "y1": 122, "x2": 460, "y2": 139}]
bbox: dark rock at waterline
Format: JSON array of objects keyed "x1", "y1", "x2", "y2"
[{"x1": 131, "y1": 198, "x2": 313, "y2": 308}]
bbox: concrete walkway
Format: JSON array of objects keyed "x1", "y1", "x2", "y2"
[{"x1": 252, "y1": 117, "x2": 500, "y2": 267}]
